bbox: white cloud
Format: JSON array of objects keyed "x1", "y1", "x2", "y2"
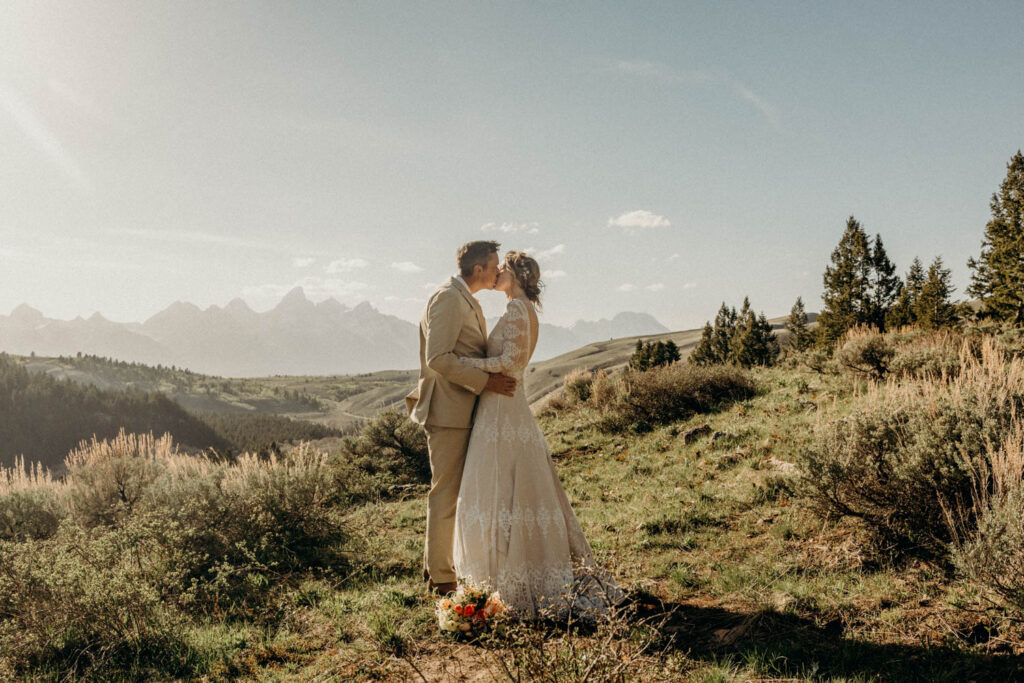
[
  {"x1": 683, "y1": 282, "x2": 698, "y2": 290},
  {"x1": 391, "y1": 261, "x2": 424, "y2": 273},
  {"x1": 423, "y1": 282, "x2": 441, "y2": 290},
  {"x1": 544, "y1": 269, "x2": 567, "y2": 280},
  {"x1": 480, "y1": 221, "x2": 540, "y2": 235},
  {"x1": 525, "y1": 244, "x2": 566, "y2": 262},
  {"x1": 326, "y1": 257, "x2": 369, "y2": 273},
  {"x1": 608, "y1": 210, "x2": 671, "y2": 229},
  {"x1": 618, "y1": 283, "x2": 636, "y2": 292},
  {"x1": 646, "y1": 283, "x2": 665, "y2": 292},
  {"x1": 292, "y1": 256, "x2": 315, "y2": 268},
  {"x1": 668, "y1": 253, "x2": 681, "y2": 262},
  {"x1": 385, "y1": 295, "x2": 424, "y2": 303}
]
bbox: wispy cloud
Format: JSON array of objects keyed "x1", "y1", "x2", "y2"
[
  {"x1": 544, "y1": 269, "x2": 567, "y2": 280},
  {"x1": 732, "y1": 82, "x2": 779, "y2": 126},
  {"x1": 608, "y1": 210, "x2": 671, "y2": 229},
  {"x1": 0, "y1": 82, "x2": 90, "y2": 193},
  {"x1": 668, "y1": 253, "x2": 681, "y2": 262},
  {"x1": 589, "y1": 59, "x2": 781, "y2": 126},
  {"x1": 646, "y1": 283, "x2": 665, "y2": 292},
  {"x1": 326, "y1": 257, "x2": 369, "y2": 273},
  {"x1": 480, "y1": 221, "x2": 540, "y2": 235},
  {"x1": 683, "y1": 282, "x2": 698, "y2": 290},
  {"x1": 391, "y1": 261, "x2": 424, "y2": 273},
  {"x1": 292, "y1": 256, "x2": 315, "y2": 268},
  {"x1": 618, "y1": 283, "x2": 636, "y2": 292},
  {"x1": 526, "y1": 244, "x2": 566, "y2": 262}
]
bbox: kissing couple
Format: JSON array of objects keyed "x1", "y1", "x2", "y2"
[{"x1": 405, "y1": 240, "x2": 624, "y2": 620}]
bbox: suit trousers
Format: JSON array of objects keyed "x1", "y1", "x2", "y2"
[{"x1": 423, "y1": 424, "x2": 471, "y2": 584}]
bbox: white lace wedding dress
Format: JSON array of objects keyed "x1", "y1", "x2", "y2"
[{"x1": 453, "y1": 298, "x2": 624, "y2": 619}]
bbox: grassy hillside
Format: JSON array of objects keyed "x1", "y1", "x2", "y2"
[
  {"x1": 524, "y1": 314, "x2": 797, "y2": 405},
  {"x1": 0, "y1": 354, "x2": 231, "y2": 470},
  {"x1": 4, "y1": 326, "x2": 1024, "y2": 680},
  {"x1": 7, "y1": 315, "x2": 800, "y2": 433}
]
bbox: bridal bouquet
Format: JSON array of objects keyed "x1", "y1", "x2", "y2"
[{"x1": 437, "y1": 583, "x2": 506, "y2": 636}]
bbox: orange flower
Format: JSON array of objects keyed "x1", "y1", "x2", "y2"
[
  {"x1": 440, "y1": 599, "x2": 453, "y2": 610},
  {"x1": 464, "y1": 605, "x2": 475, "y2": 616},
  {"x1": 454, "y1": 605, "x2": 464, "y2": 615}
]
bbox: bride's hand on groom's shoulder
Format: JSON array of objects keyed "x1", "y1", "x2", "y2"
[{"x1": 485, "y1": 373, "x2": 516, "y2": 397}]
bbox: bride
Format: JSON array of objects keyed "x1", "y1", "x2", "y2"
[{"x1": 452, "y1": 251, "x2": 624, "y2": 619}]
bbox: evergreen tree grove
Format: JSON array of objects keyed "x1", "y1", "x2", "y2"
[
  {"x1": 690, "y1": 297, "x2": 779, "y2": 368},
  {"x1": 818, "y1": 216, "x2": 904, "y2": 348}
]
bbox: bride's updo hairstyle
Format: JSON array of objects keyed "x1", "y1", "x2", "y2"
[{"x1": 504, "y1": 251, "x2": 543, "y2": 309}]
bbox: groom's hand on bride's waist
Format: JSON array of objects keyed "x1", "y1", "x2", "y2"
[{"x1": 485, "y1": 373, "x2": 516, "y2": 397}]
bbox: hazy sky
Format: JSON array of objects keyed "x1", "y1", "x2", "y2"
[{"x1": 2, "y1": 2, "x2": 1022, "y2": 329}]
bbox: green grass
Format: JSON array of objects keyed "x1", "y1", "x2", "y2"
[{"x1": 5, "y1": 353, "x2": 1024, "y2": 681}]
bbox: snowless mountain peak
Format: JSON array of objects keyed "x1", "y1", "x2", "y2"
[{"x1": 10, "y1": 304, "x2": 44, "y2": 322}]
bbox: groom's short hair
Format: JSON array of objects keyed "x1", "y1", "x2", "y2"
[{"x1": 457, "y1": 241, "x2": 500, "y2": 277}]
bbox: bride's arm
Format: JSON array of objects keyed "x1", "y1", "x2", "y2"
[{"x1": 460, "y1": 300, "x2": 529, "y2": 375}]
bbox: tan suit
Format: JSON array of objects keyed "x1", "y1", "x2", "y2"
[{"x1": 406, "y1": 276, "x2": 490, "y2": 583}]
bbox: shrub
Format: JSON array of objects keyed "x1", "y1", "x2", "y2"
[
  {"x1": 0, "y1": 518, "x2": 195, "y2": 679},
  {"x1": 799, "y1": 337, "x2": 1024, "y2": 560},
  {"x1": 947, "y1": 425, "x2": 1024, "y2": 618},
  {"x1": 64, "y1": 432, "x2": 169, "y2": 528},
  {"x1": 597, "y1": 364, "x2": 757, "y2": 433},
  {"x1": 0, "y1": 488, "x2": 64, "y2": 541},
  {"x1": 342, "y1": 408, "x2": 429, "y2": 486},
  {"x1": 562, "y1": 368, "x2": 593, "y2": 404},
  {"x1": 589, "y1": 370, "x2": 620, "y2": 411},
  {"x1": 835, "y1": 328, "x2": 894, "y2": 380}
]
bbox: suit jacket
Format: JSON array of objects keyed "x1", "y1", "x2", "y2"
[{"x1": 405, "y1": 276, "x2": 490, "y2": 428}]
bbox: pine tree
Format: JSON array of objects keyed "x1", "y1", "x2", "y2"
[
  {"x1": 664, "y1": 340, "x2": 681, "y2": 364},
  {"x1": 711, "y1": 302, "x2": 737, "y2": 362},
  {"x1": 868, "y1": 234, "x2": 902, "y2": 330},
  {"x1": 629, "y1": 339, "x2": 652, "y2": 371},
  {"x1": 690, "y1": 322, "x2": 717, "y2": 366},
  {"x1": 818, "y1": 216, "x2": 872, "y2": 348},
  {"x1": 968, "y1": 151, "x2": 1024, "y2": 322},
  {"x1": 915, "y1": 257, "x2": 958, "y2": 329},
  {"x1": 887, "y1": 257, "x2": 925, "y2": 329},
  {"x1": 785, "y1": 296, "x2": 813, "y2": 352},
  {"x1": 731, "y1": 308, "x2": 780, "y2": 368}
]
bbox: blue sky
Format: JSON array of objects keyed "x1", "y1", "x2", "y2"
[{"x1": 1, "y1": 1, "x2": 1022, "y2": 328}]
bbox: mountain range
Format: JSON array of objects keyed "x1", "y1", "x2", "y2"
[{"x1": 0, "y1": 289, "x2": 669, "y2": 376}]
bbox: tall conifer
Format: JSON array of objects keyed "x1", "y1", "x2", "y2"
[
  {"x1": 968, "y1": 151, "x2": 1024, "y2": 322},
  {"x1": 887, "y1": 257, "x2": 925, "y2": 329},
  {"x1": 915, "y1": 257, "x2": 958, "y2": 329},
  {"x1": 785, "y1": 296, "x2": 813, "y2": 352},
  {"x1": 868, "y1": 234, "x2": 902, "y2": 330},
  {"x1": 819, "y1": 216, "x2": 872, "y2": 347}
]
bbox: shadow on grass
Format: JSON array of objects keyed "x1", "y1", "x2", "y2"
[{"x1": 624, "y1": 589, "x2": 1024, "y2": 681}]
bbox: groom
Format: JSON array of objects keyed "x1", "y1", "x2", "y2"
[{"x1": 406, "y1": 240, "x2": 518, "y2": 595}]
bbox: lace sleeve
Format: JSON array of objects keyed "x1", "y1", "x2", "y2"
[{"x1": 461, "y1": 299, "x2": 530, "y2": 374}]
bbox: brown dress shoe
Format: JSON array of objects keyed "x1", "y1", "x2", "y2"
[{"x1": 427, "y1": 579, "x2": 458, "y2": 596}]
